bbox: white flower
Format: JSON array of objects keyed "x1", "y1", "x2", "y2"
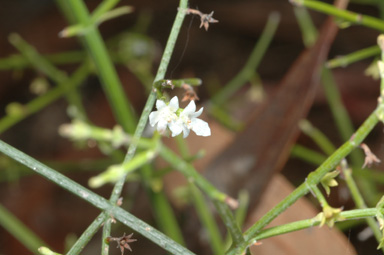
[
  {"x1": 170, "y1": 100, "x2": 211, "y2": 138},
  {"x1": 149, "y1": 96, "x2": 179, "y2": 134},
  {"x1": 149, "y1": 96, "x2": 211, "y2": 138}
]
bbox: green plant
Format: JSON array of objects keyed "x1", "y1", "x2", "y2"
[{"x1": 2, "y1": 0, "x2": 384, "y2": 254}]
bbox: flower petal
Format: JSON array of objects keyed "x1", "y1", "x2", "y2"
[
  {"x1": 157, "y1": 119, "x2": 168, "y2": 134},
  {"x1": 191, "y1": 118, "x2": 211, "y2": 136},
  {"x1": 191, "y1": 107, "x2": 203, "y2": 118},
  {"x1": 156, "y1": 99, "x2": 166, "y2": 110},
  {"x1": 183, "y1": 100, "x2": 196, "y2": 115},
  {"x1": 149, "y1": 111, "x2": 159, "y2": 126},
  {"x1": 169, "y1": 96, "x2": 179, "y2": 110},
  {"x1": 169, "y1": 120, "x2": 183, "y2": 137},
  {"x1": 182, "y1": 126, "x2": 191, "y2": 138}
]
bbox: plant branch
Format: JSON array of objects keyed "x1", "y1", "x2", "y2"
[
  {"x1": 253, "y1": 208, "x2": 380, "y2": 241},
  {"x1": 64, "y1": 0, "x2": 137, "y2": 132},
  {"x1": 9, "y1": 33, "x2": 87, "y2": 120},
  {"x1": 291, "y1": 0, "x2": 384, "y2": 32},
  {"x1": 211, "y1": 12, "x2": 280, "y2": 106},
  {"x1": 326, "y1": 45, "x2": 380, "y2": 68},
  {"x1": 342, "y1": 161, "x2": 384, "y2": 250},
  {"x1": 0, "y1": 139, "x2": 195, "y2": 255},
  {"x1": 212, "y1": 200, "x2": 244, "y2": 248},
  {"x1": 227, "y1": 104, "x2": 382, "y2": 254},
  {"x1": 0, "y1": 204, "x2": 46, "y2": 254},
  {"x1": 159, "y1": 145, "x2": 237, "y2": 208},
  {"x1": 159, "y1": 144, "x2": 243, "y2": 248},
  {"x1": 67, "y1": 213, "x2": 107, "y2": 255},
  {"x1": 104, "y1": 0, "x2": 189, "y2": 252},
  {"x1": 190, "y1": 184, "x2": 225, "y2": 255},
  {"x1": 0, "y1": 61, "x2": 90, "y2": 134}
]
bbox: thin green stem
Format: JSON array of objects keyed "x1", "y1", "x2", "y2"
[
  {"x1": 140, "y1": 163, "x2": 186, "y2": 246},
  {"x1": 0, "y1": 61, "x2": 90, "y2": 134},
  {"x1": 93, "y1": 7, "x2": 133, "y2": 26},
  {"x1": 233, "y1": 191, "x2": 249, "y2": 231},
  {"x1": 0, "y1": 51, "x2": 86, "y2": 70},
  {"x1": 293, "y1": 0, "x2": 363, "y2": 166},
  {"x1": 212, "y1": 200, "x2": 244, "y2": 249},
  {"x1": 148, "y1": 186, "x2": 186, "y2": 246},
  {"x1": 311, "y1": 185, "x2": 329, "y2": 208},
  {"x1": 253, "y1": 208, "x2": 379, "y2": 241},
  {"x1": 293, "y1": 0, "x2": 363, "y2": 167},
  {"x1": 0, "y1": 140, "x2": 195, "y2": 255},
  {"x1": 299, "y1": 119, "x2": 336, "y2": 155},
  {"x1": 159, "y1": 144, "x2": 243, "y2": 247},
  {"x1": 190, "y1": 184, "x2": 225, "y2": 255},
  {"x1": 9, "y1": 34, "x2": 87, "y2": 120},
  {"x1": 174, "y1": 136, "x2": 225, "y2": 253},
  {"x1": 211, "y1": 12, "x2": 280, "y2": 106},
  {"x1": 175, "y1": 135, "x2": 190, "y2": 158},
  {"x1": 65, "y1": 0, "x2": 137, "y2": 132},
  {"x1": 59, "y1": 120, "x2": 154, "y2": 151},
  {"x1": 290, "y1": 144, "x2": 327, "y2": 165},
  {"x1": 294, "y1": 1, "x2": 378, "y2": 211},
  {"x1": 103, "y1": 1, "x2": 188, "y2": 252},
  {"x1": 159, "y1": 145, "x2": 231, "y2": 205},
  {"x1": 227, "y1": 105, "x2": 381, "y2": 255},
  {"x1": 321, "y1": 66, "x2": 379, "y2": 205},
  {"x1": 100, "y1": 217, "x2": 112, "y2": 255},
  {"x1": 115, "y1": 0, "x2": 189, "y2": 193},
  {"x1": 56, "y1": 0, "x2": 76, "y2": 24},
  {"x1": 92, "y1": 0, "x2": 120, "y2": 20},
  {"x1": 321, "y1": 68, "x2": 357, "y2": 151},
  {"x1": 224, "y1": 191, "x2": 249, "y2": 249},
  {"x1": 291, "y1": 0, "x2": 384, "y2": 32},
  {"x1": 0, "y1": 204, "x2": 46, "y2": 254},
  {"x1": 0, "y1": 157, "x2": 118, "y2": 183},
  {"x1": 9, "y1": 34, "x2": 67, "y2": 81},
  {"x1": 342, "y1": 162, "x2": 384, "y2": 251},
  {"x1": 304, "y1": 111, "x2": 379, "y2": 187},
  {"x1": 67, "y1": 213, "x2": 107, "y2": 255},
  {"x1": 326, "y1": 45, "x2": 380, "y2": 68},
  {"x1": 109, "y1": 0, "x2": 188, "y2": 213},
  {"x1": 293, "y1": 6, "x2": 318, "y2": 47}
]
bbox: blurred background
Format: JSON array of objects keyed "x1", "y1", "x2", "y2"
[{"x1": 0, "y1": 0, "x2": 383, "y2": 254}]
